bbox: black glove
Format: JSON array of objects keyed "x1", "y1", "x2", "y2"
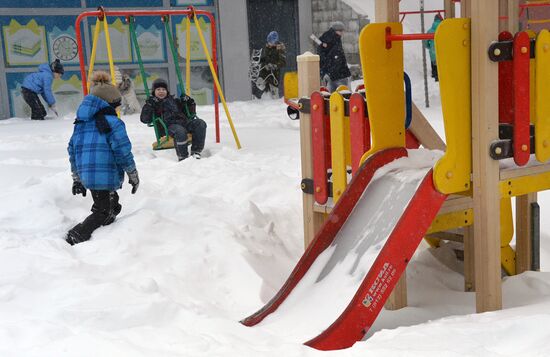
[
  {"x1": 146, "y1": 96, "x2": 160, "y2": 108},
  {"x1": 71, "y1": 172, "x2": 86, "y2": 197},
  {"x1": 127, "y1": 169, "x2": 139, "y2": 194},
  {"x1": 179, "y1": 95, "x2": 196, "y2": 118}
]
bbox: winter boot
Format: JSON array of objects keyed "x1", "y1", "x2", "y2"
[
  {"x1": 191, "y1": 151, "x2": 201, "y2": 159},
  {"x1": 66, "y1": 224, "x2": 91, "y2": 245}
]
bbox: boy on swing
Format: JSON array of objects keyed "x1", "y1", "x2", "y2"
[{"x1": 140, "y1": 78, "x2": 207, "y2": 161}]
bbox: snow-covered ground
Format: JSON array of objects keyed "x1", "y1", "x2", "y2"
[
  {"x1": 2, "y1": 1, "x2": 550, "y2": 355},
  {"x1": 2, "y1": 96, "x2": 550, "y2": 356}
]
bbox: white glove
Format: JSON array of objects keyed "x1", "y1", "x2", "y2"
[{"x1": 50, "y1": 105, "x2": 58, "y2": 117}]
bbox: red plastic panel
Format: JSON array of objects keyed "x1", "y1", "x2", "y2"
[
  {"x1": 513, "y1": 31, "x2": 531, "y2": 166},
  {"x1": 405, "y1": 130, "x2": 420, "y2": 149},
  {"x1": 311, "y1": 92, "x2": 329, "y2": 204},
  {"x1": 306, "y1": 170, "x2": 447, "y2": 350},
  {"x1": 349, "y1": 93, "x2": 370, "y2": 174},
  {"x1": 499, "y1": 31, "x2": 514, "y2": 124},
  {"x1": 241, "y1": 148, "x2": 408, "y2": 328}
]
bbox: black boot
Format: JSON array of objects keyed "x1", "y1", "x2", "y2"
[{"x1": 66, "y1": 224, "x2": 91, "y2": 245}]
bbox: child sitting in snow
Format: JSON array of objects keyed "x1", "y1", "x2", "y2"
[
  {"x1": 66, "y1": 71, "x2": 139, "y2": 245},
  {"x1": 140, "y1": 78, "x2": 207, "y2": 161},
  {"x1": 21, "y1": 59, "x2": 64, "y2": 120}
]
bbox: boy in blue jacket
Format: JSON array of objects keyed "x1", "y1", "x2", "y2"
[
  {"x1": 21, "y1": 59, "x2": 64, "y2": 120},
  {"x1": 66, "y1": 71, "x2": 140, "y2": 245}
]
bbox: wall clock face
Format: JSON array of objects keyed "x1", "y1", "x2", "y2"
[{"x1": 53, "y1": 35, "x2": 78, "y2": 61}]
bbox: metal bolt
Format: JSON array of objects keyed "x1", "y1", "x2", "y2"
[
  {"x1": 495, "y1": 147, "x2": 502, "y2": 155},
  {"x1": 494, "y1": 48, "x2": 501, "y2": 56},
  {"x1": 446, "y1": 171, "x2": 453, "y2": 179},
  {"x1": 463, "y1": 40, "x2": 468, "y2": 46},
  {"x1": 352, "y1": 106, "x2": 358, "y2": 113},
  {"x1": 312, "y1": 104, "x2": 318, "y2": 110},
  {"x1": 332, "y1": 105, "x2": 338, "y2": 112},
  {"x1": 315, "y1": 186, "x2": 321, "y2": 193},
  {"x1": 522, "y1": 144, "x2": 528, "y2": 151},
  {"x1": 521, "y1": 46, "x2": 528, "y2": 54},
  {"x1": 544, "y1": 140, "x2": 549, "y2": 148}
]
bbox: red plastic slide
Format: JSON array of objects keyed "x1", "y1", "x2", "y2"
[{"x1": 241, "y1": 148, "x2": 447, "y2": 350}]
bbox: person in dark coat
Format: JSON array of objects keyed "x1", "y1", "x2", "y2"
[
  {"x1": 424, "y1": 14, "x2": 443, "y2": 82},
  {"x1": 318, "y1": 21, "x2": 351, "y2": 92},
  {"x1": 140, "y1": 78, "x2": 207, "y2": 161},
  {"x1": 256, "y1": 31, "x2": 286, "y2": 98},
  {"x1": 21, "y1": 59, "x2": 64, "y2": 120},
  {"x1": 66, "y1": 71, "x2": 139, "y2": 245}
]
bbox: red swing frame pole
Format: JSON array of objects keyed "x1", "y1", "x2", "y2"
[
  {"x1": 384, "y1": 26, "x2": 435, "y2": 49},
  {"x1": 75, "y1": 7, "x2": 221, "y2": 143}
]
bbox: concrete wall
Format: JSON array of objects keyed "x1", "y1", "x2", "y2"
[{"x1": 217, "y1": 0, "x2": 252, "y2": 101}]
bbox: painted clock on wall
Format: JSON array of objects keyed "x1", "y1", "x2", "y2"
[{"x1": 52, "y1": 35, "x2": 78, "y2": 61}]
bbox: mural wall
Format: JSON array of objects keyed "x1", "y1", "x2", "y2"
[{"x1": 0, "y1": 0, "x2": 216, "y2": 118}]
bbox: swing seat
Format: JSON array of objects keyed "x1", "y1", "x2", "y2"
[{"x1": 151, "y1": 133, "x2": 192, "y2": 150}]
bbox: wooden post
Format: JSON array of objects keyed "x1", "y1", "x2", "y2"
[
  {"x1": 409, "y1": 104, "x2": 446, "y2": 150},
  {"x1": 375, "y1": 0, "x2": 399, "y2": 22},
  {"x1": 297, "y1": 52, "x2": 325, "y2": 249},
  {"x1": 499, "y1": 0, "x2": 509, "y2": 32},
  {"x1": 374, "y1": 0, "x2": 407, "y2": 311},
  {"x1": 471, "y1": 0, "x2": 502, "y2": 312},
  {"x1": 516, "y1": 193, "x2": 537, "y2": 273},
  {"x1": 461, "y1": 0, "x2": 471, "y2": 18},
  {"x1": 508, "y1": 0, "x2": 519, "y2": 33},
  {"x1": 444, "y1": 0, "x2": 456, "y2": 19},
  {"x1": 463, "y1": 225, "x2": 475, "y2": 291}
]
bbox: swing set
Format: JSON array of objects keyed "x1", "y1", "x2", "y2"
[{"x1": 74, "y1": 6, "x2": 241, "y2": 150}]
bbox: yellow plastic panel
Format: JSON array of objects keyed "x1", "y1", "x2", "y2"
[
  {"x1": 433, "y1": 18, "x2": 472, "y2": 194},
  {"x1": 500, "y1": 198, "x2": 514, "y2": 247},
  {"x1": 426, "y1": 208, "x2": 473, "y2": 234},
  {"x1": 283, "y1": 71, "x2": 298, "y2": 100},
  {"x1": 358, "y1": 23, "x2": 405, "y2": 164},
  {"x1": 500, "y1": 172, "x2": 550, "y2": 197},
  {"x1": 535, "y1": 29, "x2": 550, "y2": 162},
  {"x1": 501, "y1": 245, "x2": 517, "y2": 276},
  {"x1": 330, "y1": 92, "x2": 347, "y2": 202}
]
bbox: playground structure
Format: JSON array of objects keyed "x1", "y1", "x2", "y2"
[
  {"x1": 242, "y1": 0, "x2": 550, "y2": 351},
  {"x1": 74, "y1": 7, "x2": 241, "y2": 150}
]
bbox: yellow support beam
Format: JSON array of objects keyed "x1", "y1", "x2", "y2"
[
  {"x1": 87, "y1": 17, "x2": 102, "y2": 92},
  {"x1": 426, "y1": 208, "x2": 473, "y2": 235},
  {"x1": 500, "y1": 171, "x2": 550, "y2": 197}
]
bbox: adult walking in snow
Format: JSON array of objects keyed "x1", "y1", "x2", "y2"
[
  {"x1": 21, "y1": 59, "x2": 64, "y2": 120},
  {"x1": 318, "y1": 21, "x2": 351, "y2": 92},
  {"x1": 66, "y1": 71, "x2": 139, "y2": 245},
  {"x1": 140, "y1": 78, "x2": 207, "y2": 161},
  {"x1": 255, "y1": 31, "x2": 286, "y2": 99},
  {"x1": 424, "y1": 14, "x2": 443, "y2": 82}
]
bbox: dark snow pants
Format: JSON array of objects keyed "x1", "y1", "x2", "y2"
[
  {"x1": 21, "y1": 87, "x2": 47, "y2": 120},
  {"x1": 168, "y1": 119, "x2": 207, "y2": 160},
  {"x1": 66, "y1": 190, "x2": 121, "y2": 245}
]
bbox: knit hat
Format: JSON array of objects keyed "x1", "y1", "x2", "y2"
[
  {"x1": 267, "y1": 31, "x2": 279, "y2": 45},
  {"x1": 152, "y1": 78, "x2": 169, "y2": 93},
  {"x1": 50, "y1": 59, "x2": 64, "y2": 75},
  {"x1": 331, "y1": 21, "x2": 345, "y2": 32},
  {"x1": 90, "y1": 71, "x2": 122, "y2": 105}
]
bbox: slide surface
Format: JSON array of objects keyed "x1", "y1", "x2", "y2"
[{"x1": 241, "y1": 148, "x2": 447, "y2": 350}]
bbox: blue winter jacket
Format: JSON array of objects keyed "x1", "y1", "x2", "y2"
[
  {"x1": 68, "y1": 95, "x2": 136, "y2": 191},
  {"x1": 424, "y1": 17, "x2": 442, "y2": 62},
  {"x1": 22, "y1": 64, "x2": 56, "y2": 106}
]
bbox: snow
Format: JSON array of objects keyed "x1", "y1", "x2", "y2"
[{"x1": 2, "y1": 1, "x2": 550, "y2": 356}]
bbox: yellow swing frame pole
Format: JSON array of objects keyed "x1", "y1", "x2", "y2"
[
  {"x1": 192, "y1": 13, "x2": 242, "y2": 149},
  {"x1": 87, "y1": 17, "x2": 102, "y2": 92},
  {"x1": 102, "y1": 18, "x2": 117, "y2": 87},
  {"x1": 186, "y1": 17, "x2": 191, "y2": 96}
]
